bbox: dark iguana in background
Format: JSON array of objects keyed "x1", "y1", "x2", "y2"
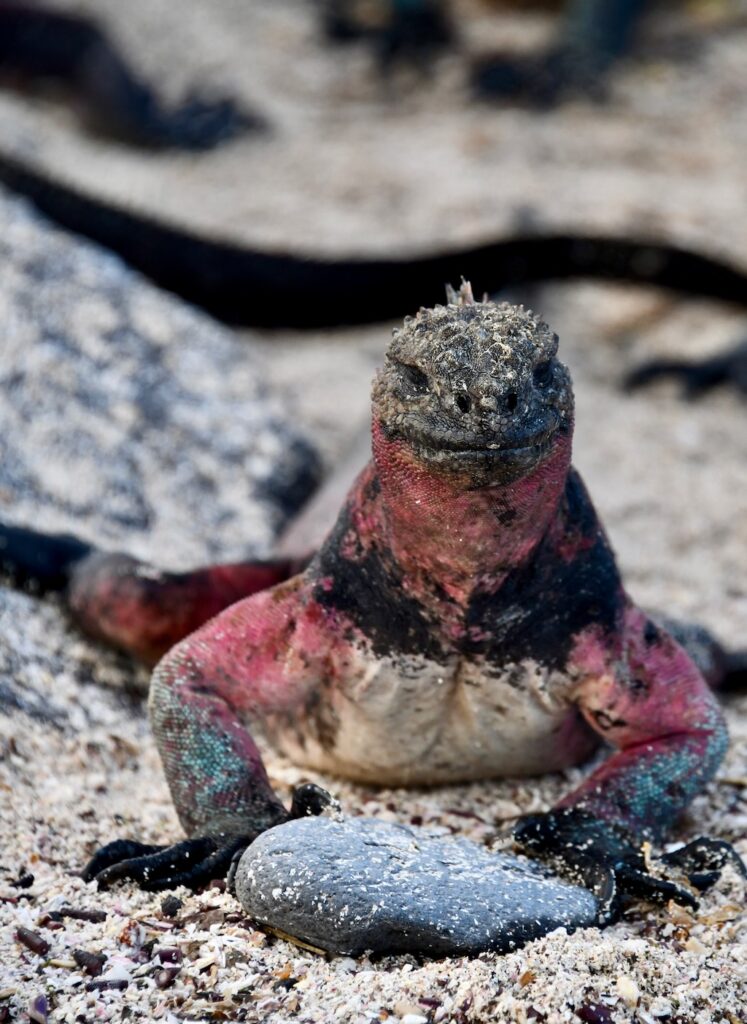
[{"x1": 0, "y1": 1, "x2": 261, "y2": 149}]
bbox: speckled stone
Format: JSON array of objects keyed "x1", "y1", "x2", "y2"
[
  {"x1": 235, "y1": 817, "x2": 599, "y2": 958},
  {"x1": 0, "y1": 188, "x2": 319, "y2": 570}
]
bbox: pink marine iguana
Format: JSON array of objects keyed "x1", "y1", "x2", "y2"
[{"x1": 2, "y1": 285, "x2": 743, "y2": 921}]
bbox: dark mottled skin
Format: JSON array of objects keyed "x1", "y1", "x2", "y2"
[
  {"x1": 472, "y1": 0, "x2": 648, "y2": 107},
  {"x1": 0, "y1": 4, "x2": 257, "y2": 150},
  {"x1": 72, "y1": 287, "x2": 745, "y2": 912}
]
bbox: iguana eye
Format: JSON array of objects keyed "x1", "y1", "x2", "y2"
[
  {"x1": 533, "y1": 360, "x2": 553, "y2": 388},
  {"x1": 400, "y1": 363, "x2": 429, "y2": 393}
]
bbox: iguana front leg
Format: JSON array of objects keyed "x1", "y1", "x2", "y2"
[
  {"x1": 83, "y1": 579, "x2": 336, "y2": 890},
  {"x1": 514, "y1": 603, "x2": 744, "y2": 920}
]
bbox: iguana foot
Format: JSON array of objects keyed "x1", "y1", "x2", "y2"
[
  {"x1": 512, "y1": 808, "x2": 745, "y2": 924},
  {"x1": 659, "y1": 836, "x2": 747, "y2": 891},
  {"x1": 81, "y1": 835, "x2": 241, "y2": 892},
  {"x1": 624, "y1": 340, "x2": 747, "y2": 400},
  {"x1": 471, "y1": 50, "x2": 569, "y2": 108},
  {"x1": 471, "y1": 49, "x2": 604, "y2": 109},
  {"x1": 82, "y1": 785, "x2": 338, "y2": 891},
  {"x1": 0, "y1": 522, "x2": 93, "y2": 594},
  {"x1": 322, "y1": 0, "x2": 453, "y2": 76}
]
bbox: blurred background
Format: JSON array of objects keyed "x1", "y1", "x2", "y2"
[
  {"x1": 1, "y1": 6, "x2": 747, "y2": 1016},
  {"x1": 1, "y1": 0, "x2": 746, "y2": 633}
]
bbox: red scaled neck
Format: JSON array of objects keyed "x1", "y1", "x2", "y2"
[{"x1": 369, "y1": 417, "x2": 572, "y2": 611}]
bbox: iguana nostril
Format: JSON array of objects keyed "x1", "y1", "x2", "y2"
[
  {"x1": 456, "y1": 393, "x2": 471, "y2": 414},
  {"x1": 506, "y1": 392, "x2": 518, "y2": 412}
]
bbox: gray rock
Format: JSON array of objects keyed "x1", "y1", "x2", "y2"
[
  {"x1": 235, "y1": 817, "x2": 599, "y2": 959},
  {"x1": 0, "y1": 189, "x2": 319, "y2": 570}
]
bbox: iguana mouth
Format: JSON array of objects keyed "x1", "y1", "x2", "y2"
[{"x1": 404, "y1": 422, "x2": 560, "y2": 465}]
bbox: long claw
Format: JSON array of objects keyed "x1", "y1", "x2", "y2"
[
  {"x1": 616, "y1": 865, "x2": 699, "y2": 911},
  {"x1": 135, "y1": 837, "x2": 250, "y2": 892},
  {"x1": 82, "y1": 833, "x2": 261, "y2": 892},
  {"x1": 82, "y1": 839, "x2": 163, "y2": 882},
  {"x1": 91, "y1": 837, "x2": 216, "y2": 889},
  {"x1": 659, "y1": 837, "x2": 747, "y2": 880},
  {"x1": 289, "y1": 782, "x2": 339, "y2": 819},
  {"x1": 512, "y1": 809, "x2": 740, "y2": 924}
]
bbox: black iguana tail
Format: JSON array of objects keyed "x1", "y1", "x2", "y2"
[
  {"x1": 2, "y1": 152, "x2": 747, "y2": 329},
  {"x1": 0, "y1": 522, "x2": 93, "y2": 594}
]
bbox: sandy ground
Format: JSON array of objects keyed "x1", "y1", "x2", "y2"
[{"x1": 1, "y1": 1, "x2": 747, "y2": 1021}]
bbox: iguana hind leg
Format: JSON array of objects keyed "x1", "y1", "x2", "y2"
[
  {"x1": 625, "y1": 339, "x2": 747, "y2": 400},
  {"x1": 68, "y1": 551, "x2": 297, "y2": 665},
  {"x1": 0, "y1": 521, "x2": 297, "y2": 664},
  {"x1": 0, "y1": 5, "x2": 258, "y2": 149}
]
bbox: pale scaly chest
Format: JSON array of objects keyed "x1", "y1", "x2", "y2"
[{"x1": 272, "y1": 647, "x2": 599, "y2": 786}]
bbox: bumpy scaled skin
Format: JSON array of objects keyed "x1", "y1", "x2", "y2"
[{"x1": 84, "y1": 286, "x2": 742, "y2": 914}]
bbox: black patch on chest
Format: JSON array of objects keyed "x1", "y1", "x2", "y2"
[
  {"x1": 465, "y1": 471, "x2": 622, "y2": 670},
  {"x1": 311, "y1": 483, "x2": 443, "y2": 661},
  {"x1": 312, "y1": 470, "x2": 622, "y2": 668}
]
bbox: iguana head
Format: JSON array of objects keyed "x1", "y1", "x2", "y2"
[{"x1": 372, "y1": 283, "x2": 573, "y2": 485}]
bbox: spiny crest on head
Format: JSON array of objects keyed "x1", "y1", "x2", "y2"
[
  {"x1": 389, "y1": 286, "x2": 555, "y2": 365},
  {"x1": 445, "y1": 279, "x2": 476, "y2": 306}
]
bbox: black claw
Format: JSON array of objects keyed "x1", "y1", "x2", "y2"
[
  {"x1": 82, "y1": 786, "x2": 339, "y2": 893},
  {"x1": 687, "y1": 870, "x2": 721, "y2": 892},
  {"x1": 659, "y1": 837, "x2": 747, "y2": 880},
  {"x1": 86, "y1": 836, "x2": 217, "y2": 890},
  {"x1": 227, "y1": 844, "x2": 249, "y2": 896},
  {"x1": 138, "y1": 837, "x2": 250, "y2": 893},
  {"x1": 616, "y1": 864, "x2": 699, "y2": 911},
  {"x1": 289, "y1": 782, "x2": 339, "y2": 819},
  {"x1": 82, "y1": 839, "x2": 163, "y2": 882},
  {"x1": 512, "y1": 809, "x2": 740, "y2": 922},
  {"x1": 82, "y1": 832, "x2": 261, "y2": 892}
]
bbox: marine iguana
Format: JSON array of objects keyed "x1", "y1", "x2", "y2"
[
  {"x1": 5, "y1": 6, "x2": 744, "y2": 393},
  {"x1": 0, "y1": 3, "x2": 260, "y2": 149},
  {"x1": 472, "y1": 0, "x2": 649, "y2": 106},
  {"x1": 322, "y1": 0, "x2": 454, "y2": 74},
  {"x1": 4, "y1": 285, "x2": 742, "y2": 919},
  {"x1": 326, "y1": 0, "x2": 646, "y2": 103}
]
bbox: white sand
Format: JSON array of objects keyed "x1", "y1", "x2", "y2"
[{"x1": 1, "y1": 1, "x2": 746, "y2": 1020}]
